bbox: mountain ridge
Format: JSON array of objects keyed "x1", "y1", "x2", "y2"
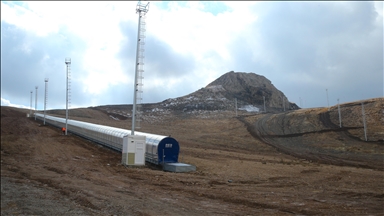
[
  {"x1": 159, "y1": 71, "x2": 299, "y2": 112},
  {"x1": 78, "y1": 71, "x2": 299, "y2": 120}
]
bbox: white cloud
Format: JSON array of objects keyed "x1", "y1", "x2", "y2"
[
  {"x1": 1, "y1": 1, "x2": 382, "y2": 109},
  {"x1": 148, "y1": 1, "x2": 257, "y2": 60},
  {"x1": 1, "y1": 2, "x2": 45, "y2": 36},
  {"x1": 1, "y1": 98, "x2": 31, "y2": 109},
  {"x1": 143, "y1": 1, "x2": 260, "y2": 92},
  {"x1": 2, "y1": 1, "x2": 260, "y2": 103},
  {"x1": 1, "y1": 1, "x2": 136, "y2": 97}
]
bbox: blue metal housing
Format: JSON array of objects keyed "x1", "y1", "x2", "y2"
[
  {"x1": 35, "y1": 113, "x2": 179, "y2": 165},
  {"x1": 143, "y1": 136, "x2": 180, "y2": 165}
]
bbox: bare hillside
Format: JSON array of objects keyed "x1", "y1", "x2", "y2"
[
  {"x1": 88, "y1": 72, "x2": 299, "y2": 116},
  {"x1": 241, "y1": 98, "x2": 383, "y2": 170},
  {"x1": 1, "y1": 97, "x2": 383, "y2": 215}
]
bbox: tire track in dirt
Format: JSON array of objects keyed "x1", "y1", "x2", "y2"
[
  {"x1": 238, "y1": 108, "x2": 383, "y2": 170},
  {"x1": 3, "y1": 162, "x2": 102, "y2": 212},
  {"x1": 319, "y1": 111, "x2": 376, "y2": 142}
]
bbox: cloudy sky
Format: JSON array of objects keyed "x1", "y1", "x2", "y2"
[{"x1": 1, "y1": 1, "x2": 383, "y2": 110}]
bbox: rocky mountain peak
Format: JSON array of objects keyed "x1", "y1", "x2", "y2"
[
  {"x1": 160, "y1": 71, "x2": 299, "y2": 113},
  {"x1": 206, "y1": 71, "x2": 271, "y2": 92}
]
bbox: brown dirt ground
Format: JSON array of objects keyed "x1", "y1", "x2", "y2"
[{"x1": 1, "y1": 98, "x2": 383, "y2": 215}]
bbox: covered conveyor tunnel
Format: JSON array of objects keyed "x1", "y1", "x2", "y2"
[{"x1": 34, "y1": 113, "x2": 196, "y2": 172}]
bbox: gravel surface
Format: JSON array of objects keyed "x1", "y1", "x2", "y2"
[{"x1": 1, "y1": 100, "x2": 383, "y2": 215}]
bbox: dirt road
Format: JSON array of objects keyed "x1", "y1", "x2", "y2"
[{"x1": 240, "y1": 98, "x2": 383, "y2": 170}]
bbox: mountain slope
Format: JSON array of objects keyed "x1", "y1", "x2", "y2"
[{"x1": 160, "y1": 71, "x2": 299, "y2": 112}]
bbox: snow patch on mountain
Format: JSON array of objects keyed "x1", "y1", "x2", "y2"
[{"x1": 239, "y1": 105, "x2": 260, "y2": 112}]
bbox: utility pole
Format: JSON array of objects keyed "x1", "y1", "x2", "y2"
[
  {"x1": 263, "y1": 96, "x2": 266, "y2": 113},
  {"x1": 326, "y1": 89, "x2": 330, "y2": 111},
  {"x1": 337, "y1": 98, "x2": 342, "y2": 128},
  {"x1": 361, "y1": 102, "x2": 367, "y2": 141},
  {"x1": 44, "y1": 78, "x2": 48, "y2": 125},
  {"x1": 235, "y1": 98, "x2": 237, "y2": 116},
  {"x1": 299, "y1": 97, "x2": 302, "y2": 108},
  {"x1": 131, "y1": 1, "x2": 149, "y2": 135},
  {"x1": 30, "y1": 90, "x2": 33, "y2": 116},
  {"x1": 34, "y1": 86, "x2": 38, "y2": 120},
  {"x1": 65, "y1": 58, "x2": 71, "y2": 135}
]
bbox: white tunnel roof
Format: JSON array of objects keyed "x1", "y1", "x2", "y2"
[{"x1": 36, "y1": 113, "x2": 168, "y2": 144}]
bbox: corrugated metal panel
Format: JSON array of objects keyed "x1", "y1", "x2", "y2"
[{"x1": 35, "y1": 113, "x2": 180, "y2": 164}]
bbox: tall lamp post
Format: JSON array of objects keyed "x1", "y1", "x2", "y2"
[
  {"x1": 65, "y1": 58, "x2": 71, "y2": 135},
  {"x1": 34, "y1": 86, "x2": 38, "y2": 120}
]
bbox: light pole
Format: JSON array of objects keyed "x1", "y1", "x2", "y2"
[
  {"x1": 30, "y1": 90, "x2": 33, "y2": 116},
  {"x1": 65, "y1": 58, "x2": 71, "y2": 135},
  {"x1": 299, "y1": 97, "x2": 302, "y2": 108},
  {"x1": 361, "y1": 102, "x2": 367, "y2": 141},
  {"x1": 326, "y1": 89, "x2": 330, "y2": 111},
  {"x1": 337, "y1": 99, "x2": 342, "y2": 128},
  {"x1": 263, "y1": 96, "x2": 266, "y2": 112},
  {"x1": 34, "y1": 86, "x2": 38, "y2": 120},
  {"x1": 131, "y1": 1, "x2": 149, "y2": 135},
  {"x1": 235, "y1": 98, "x2": 238, "y2": 116},
  {"x1": 44, "y1": 78, "x2": 48, "y2": 125}
]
